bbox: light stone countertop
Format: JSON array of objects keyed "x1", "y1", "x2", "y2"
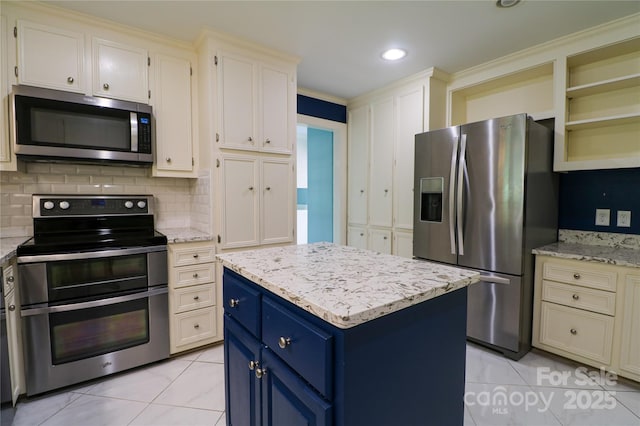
[
  {"x1": 0, "y1": 237, "x2": 30, "y2": 265},
  {"x1": 158, "y1": 228, "x2": 214, "y2": 244},
  {"x1": 216, "y1": 242, "x2": 480, "y2": 329},
  {"x1": 532, "y1": 242, "x2": 640, "y2": 268}
]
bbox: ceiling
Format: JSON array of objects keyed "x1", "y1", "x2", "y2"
[{"x1": 45, "y1": 0, "x2": 640, "y2": 101}]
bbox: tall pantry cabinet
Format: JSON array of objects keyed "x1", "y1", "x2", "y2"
[
  {"x1": 346, "y1": 68, "x2": 448, "y2": 257},
  {"x1": 196, "y1": 33, "x2": 298, "y2": 268}
]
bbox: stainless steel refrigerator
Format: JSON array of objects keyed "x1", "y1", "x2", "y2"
[{"x1": 413, "y1": 113, "x2": 558, "y2": 360}]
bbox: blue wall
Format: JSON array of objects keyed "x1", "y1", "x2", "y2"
[
  {"x1": 559, "y1": 168, "x2": 640, "y2": 235},
  {"x1": 297, "y1": 95, "x2": 347, "y2": 123},
  {"x1": 307, "y1": 128, "x2": 334, "y2": 243}
]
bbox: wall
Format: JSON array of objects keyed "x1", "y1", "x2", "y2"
[
  {"x1": 0, "y1": 162, "x2": 211, "y2": 238},
  {"x1": 559, "y1": 168, "x2": 640, "y2": 235},
  {"x1": 297, "y1": 95, "x2": 346, "y2": 123}
]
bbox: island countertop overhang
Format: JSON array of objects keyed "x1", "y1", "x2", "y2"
[{"x1": 216, "y1": 242, "x2": 480, "y2": 329}]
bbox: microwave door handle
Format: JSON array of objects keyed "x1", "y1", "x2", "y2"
[
  {"x1": 130, "y1": 112, "x2": 138, "y2": 152},
  {"x1": 457, "y1": 134, "x2": 467, "y2": 256},
  {"x1": 449, "y1": 135, "x2": 459, "y2": 255}
]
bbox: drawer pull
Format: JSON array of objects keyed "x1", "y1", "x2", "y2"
[
  {"x1": 229, "y1": 298, "x2": 240, "y2": 308},
  {"x1": 7, "y1": 276, "x2": 14, "y2": 283},
  {"x1": 193, "y1": 295, "x2": 200, "y2": 301},
  {"x1": 278, "y1": 336, "x2": 292, "y2": 349},
  {"x1": 8, "y1": 305, "x2": 15, "y2": 312},
  {"x1": 193, "y1": 273, "x2": 199, "y2": 278},
  {"x1": 194, "y1": 323, "x2": 200, "y2": 329},
  {"x1": 248, "y1": 360, "x2": 258, "y2": 370},
  {"x1": 193, "y1": 254, "x2": 199, "y2": 259},
  {"x1": 572, "y1": 294, "x2": 580, "y2": 300},
  {"x1": 255, "y1": 368, "x2": 267, "y2": 379},
  {"x1": 573, "y1": 273, "x2": 581, "y2": 280},
  {"x1": 570, "y1": 328, "x2": 577, "y2": 335}
]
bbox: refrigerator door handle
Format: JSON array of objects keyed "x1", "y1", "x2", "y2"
[
  {"x1": 449, "y1": 135, "x2": 460, "y2": 255},
  {"x1": 479, "y1": 275, "x2": 511, "y2": 285},
  {"x1": 457, "y1": 133, "x2": 467, "y2": 256}
]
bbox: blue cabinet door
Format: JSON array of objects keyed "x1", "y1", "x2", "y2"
[
  {"x1": 261, "y1": 348, "x2": 332, "y2": 426},
  {"x1": 225, "y1": 316, "x2": 262, "y2": 426}
]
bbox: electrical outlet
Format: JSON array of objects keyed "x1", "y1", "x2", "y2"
[
  {"x1": 595, "y1": 209, "x2": 610, "y2": 226},
  {"x1": 617, "y1": 210, "x2": 631, "y2": 227}
]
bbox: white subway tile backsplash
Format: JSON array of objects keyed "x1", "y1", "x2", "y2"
[
  {"x1": 26, "y1": 163, "x2": 51, "y2": 174},
  {"x1": 37, "y1": 175, "x2": 66, "y2": 184}
]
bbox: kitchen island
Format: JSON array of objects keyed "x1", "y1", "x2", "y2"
[{"x1": 217, "y1": 243, "x2": 479, "y2": 426}]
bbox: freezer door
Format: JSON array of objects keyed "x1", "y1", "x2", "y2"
[
  {"x1": 413, "y1": 126, "x2": 459, "y2": 265},
  {"x1": 458, "y1": 114, "x2": 526, "y2": 275},
  {"x1": 467, "y1": 273, "x2": 522, "y2": 353}
]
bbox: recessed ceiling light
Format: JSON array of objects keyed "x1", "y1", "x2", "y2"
[
  {"x1": 381, "y1": 48, "x2": 407, "y2": 61},
  {"x1": 496, "y1": 0, "x2": 521, "y2": 8}
]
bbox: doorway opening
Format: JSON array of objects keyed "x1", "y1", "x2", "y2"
[{"x1": 297, "y1": 124, "x2": 334, "y2": 244}]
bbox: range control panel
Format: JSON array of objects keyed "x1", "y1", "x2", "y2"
[{"x1": 33, "y1": 195, "x2": 153, "y2": 217}]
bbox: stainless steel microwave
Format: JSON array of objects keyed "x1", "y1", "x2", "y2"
[{"x1": 10, "y1": 85, "x2": 153, "y2": 165}]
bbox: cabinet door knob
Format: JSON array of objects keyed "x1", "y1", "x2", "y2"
[
  {"x1": 103, "y1": 83, "x2": 110, "y2": 90},
  {"x1": 193, "y1": 273, "x2": 199, "y2": 278},
  {"x1": 247, "y1": 137, "x2": 253, "y2": 142},
  {"x1": 166, "y1": 157, "x2": 172, "y2": 163},
  {"x1": 570, "y1": 328, "x2": 577, "y2": 335},
  {"x1": 193, "y1": 295, "x2": 200, "y2": 301},
  {"x1": 229, "y1": 298, "x2": 240, "y2": 308},
  {"x1": 384, "y1": 189, "x2": 389, "y2": 193},
  {"x1": 383, "y1": 236, "x2": 388, "y2": 240},
  {"x1": 193, "y1": 253, "x2": 199, "y2": 258},
  {"x1": 194, "y1": 323, "x2": 200, "y2": 329},
  {"x1": 265, "y1": 186, "x2": 271, "y2": 191},
  {"x1": 248, "y1": 360, "x2": 258, "y2": 370},
  {"x1": 360, "y1": 189, "x2": 365, "y2": 194},
  {"x1": 572, "y1": 294, "x2": 580, "y2": 300},
  {"x1": 255, "y1": 368, "x2": 267, "y2": 379},
  {"x1": 7, "y1": 276, "x2": 14, "y2": 283},
  {"x1": 278, "y1": 336, "x2": 292, "y2": 349},
  {"x1": 573, "y1": 273, "x2": 581, "y2": 280},
  {"x1": 248, "y1": 186, "x2": 254, "y2": 191},
  {"x1": 8, "y1": 305, "x2": 15, "y2": 311},
  {"x1": 265, "y1": 138, "x2": 271, "y2": 144},
  {"x1": 67, "y1": 76, "x2": 74, "y2": 84}
]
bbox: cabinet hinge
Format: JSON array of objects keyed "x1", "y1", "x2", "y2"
[
  {"x1": 217, "y1": 235, "x2": 221, "y2": 244},
  {"x1": 192, "y1": 158, "x2": 195, "y2": 166},
  {"x1": 216, "y1": 158, "x2": 220, "y2": 168},
  {"x1": 147, "y1": 57, "x2": 150, "y2": 67},
  {"x1": 148, "y1": 90, "x2": 151, "y2": 99},
  {"x1": 214, "y1": 56, "x2": 218, "y2": 66},
  {"x1": 216, "y1": 133, "x2": 220, "y2": 142},
  {"x1": 13, "y1": 26, "x2": 17, "y2": 38},
  {"x1": 190, "y1": 67, "x2": 193, "y2": 76},
  {"x1": 14, "y1": 66, "x2": 18, "y2": 78}
]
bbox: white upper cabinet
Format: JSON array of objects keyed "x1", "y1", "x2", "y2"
[
  {"x1": 368, "y1": 97, "x2": 394, "y2": 228},
  {"x1": 151, "y1": 53, "x2": 194, "y2": 176},
  {"x1": 93, "y1": 37, "x2": 149, "y2": 103},
  {"x1": 347, "y1": 105, "x2": 369, "y2": 226},
  {"x1": 217, "y1": 50, "x2": 294, "y2": 154},
  {"x1": 260, "y1": 158, "x2": 294, "y2": 244},
  {"x1": 394, "y1": 86, "x2": 424, "y2": 230},
  {"x1": 218, "y1": 51, "x2": 256, "y2": 150},
  {"x1": 16, "y1": 20, "x2": 84, "y2": 93}
]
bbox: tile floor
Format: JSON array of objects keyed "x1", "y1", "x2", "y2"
[{"x1": 5, "y1": 342, "x2": 640, "y2": 426}]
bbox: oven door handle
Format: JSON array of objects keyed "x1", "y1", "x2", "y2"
[
  {"x1": 17, "y1": 245, "x2": 167, "y2": 264},
  {"x1": 20, "y1": 286, "x2": 168, "y2": 317}
]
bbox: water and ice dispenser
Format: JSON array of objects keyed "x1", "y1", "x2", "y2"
[{"x1": 420, "y1": 177, "x2": 443, "y2": 222}]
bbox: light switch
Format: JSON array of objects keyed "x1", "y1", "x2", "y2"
[
  {"x1": 595, "y1": 209, "x2": 610, "y2": 226},
  {"x1": 617, "y1": 210, "x2": 631, "y2": 227}
]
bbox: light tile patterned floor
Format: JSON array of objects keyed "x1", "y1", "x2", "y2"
[{"x1": 5, "y1": 342, "x2": 639, "y2": 426}]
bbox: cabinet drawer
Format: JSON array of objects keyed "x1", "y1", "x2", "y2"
[
  {"x1": 262, "y1": 297, "x2": 333, "y2": 399},
  {"x1": 172, "y1": 283, "x2": 215, "y2": 314},
  {"x1": 172, "y1": 307, "x2": 217, "y2": 348},
  {"x1": 173, "y1": 264, "x2": 215, "y2": 289},
  {"x1": 172, "y1": 245, "x2": 216, "y2": 266},
  {"x1": 223, "y1": 270, "x2": 261, "y2": 338},
  {"x1": 539, "y1": 302, "x2": 614, "y2": 365},
  {"x1": 543, "y1": 261, "x2": 616, "y2": 292},
  {"x1": 542, "y1": 280, "x2": 616, "y2": 316}
]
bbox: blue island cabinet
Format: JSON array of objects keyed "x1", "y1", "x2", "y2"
[{"x1": 223, "y1": 268, "x2": 468, "y2": 426}]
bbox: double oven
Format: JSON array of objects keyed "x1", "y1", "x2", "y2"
[{"x1": 17, "y1": 195, "x2": 169, "y2": 396}]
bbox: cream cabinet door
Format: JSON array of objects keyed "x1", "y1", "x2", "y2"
[
  {"x1": 347, "y1": 105, "x2": 369, "y2": 225},
  {"x1": 17, "y1": 20, "x2": 84, "y2": 93},
  {"x1": 619, "y1": 274, "x2": 640, "y2": 379},
  {"x1": 93, "y1": 38, "x2": 148, "y2": 103},
  {"x1": 348, "y1": 226, "x2": 368, "y2": 250},
  {"x1": 1, "y1": 17, "x2": 15, "y2": 171},
  {"x1": 393, "y1": 230, "x2": 414, "y2": 259},
  {"x1": 369, "y1": 98, "x2": 394, "y2": 228},
  {"x1": 369, "y1": 228, "x2": 392, "y2": 254},
  {"x1": 3, "y1": 264, "x2": 24, "y2": 405},
  {"x1": 218, "y1": 52, "x2": 256, "y2": 150},
  {"x1": 261, "y1": 65, "x2": 291, "y2": 154},
  {"x1": 152, "y1": 53, "x2": 193, "y2": 175},
  {"x1": 394, "y1": 86, "x2": 423, "y2": 230},
  {"x1": 220, "y1": 155, "x2": 259, "y2": 248},
  {"x1": 261, "y1": 158, "x2": 293, "y2": 244}
]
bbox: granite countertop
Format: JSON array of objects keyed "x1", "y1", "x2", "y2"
[
  {"x1": 216, "y1": 242, "x2": 480, "y2": 329},
  {"x1": 0, "y1": 237, "x2": 30, "y2": 265},
  {"x1": 158, "y1": 228, "x2": 214, "y2": 244},
  {"x1": 532, "y1": 230, "x2": 640, "y2": 268}
]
